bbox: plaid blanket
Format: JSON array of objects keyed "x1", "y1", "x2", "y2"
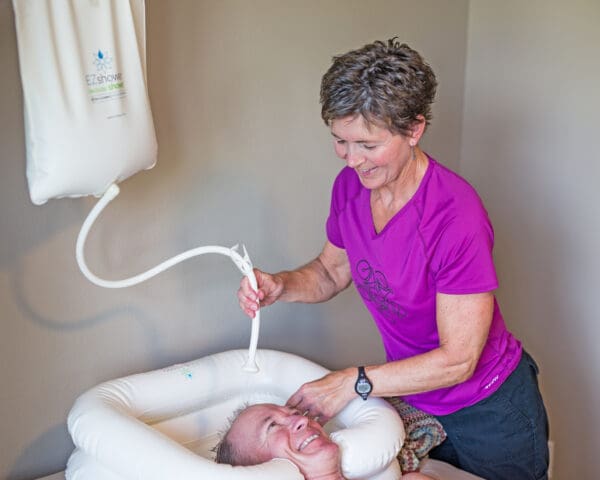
[{"x1": 386, "y1": 397, "x2": 447, "y2": 473}]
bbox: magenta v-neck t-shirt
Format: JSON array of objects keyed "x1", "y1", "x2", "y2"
[{"x1": 326, "y1": 156, "x2": 521, "y2": 415}]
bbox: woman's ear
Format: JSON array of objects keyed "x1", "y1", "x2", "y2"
[{"x1": 408, "y1": 115, "x2": 427, "y2": 146}]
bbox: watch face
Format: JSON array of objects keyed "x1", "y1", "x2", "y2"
[{"x1": 356, "y1": 379, "x2": 372, "y2": 394}]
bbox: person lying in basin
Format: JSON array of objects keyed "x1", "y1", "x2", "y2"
[{"x1": 215, "y1": 403, "x2": 434, "y2": 480}]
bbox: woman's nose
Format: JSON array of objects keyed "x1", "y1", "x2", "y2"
[
  {"x1": 290, "y1": 414, "x2": 308, "y2": 431},
  {"x1": 345, "y1": 144, "x2": 363, "y2": 168}
]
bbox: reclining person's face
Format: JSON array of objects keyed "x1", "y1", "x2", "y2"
[{"x1": 226, "y1": 403, "x2": 341, "y2": 479}]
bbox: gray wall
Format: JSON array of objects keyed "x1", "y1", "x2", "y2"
[
  {"x1": 0, "y1": 1, "x2": 469, "y2": 479},
  {"x1": 461, "y1": 2, "x2": 600, "y2": 479}
]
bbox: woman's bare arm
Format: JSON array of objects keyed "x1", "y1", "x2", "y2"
[{"x1": 238, "y1": 241, "x2": 352, "y2": 317}]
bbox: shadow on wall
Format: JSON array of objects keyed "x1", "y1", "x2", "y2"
[
  {"x1": 8, "y1": 220, "x2": 260, "y2": 372},
  {"x1": 8, "y1": 423, "x2": 73, "y2": 480},
  {"x1": 11, "y1": 261, "x2": 164, "y2": 349}
]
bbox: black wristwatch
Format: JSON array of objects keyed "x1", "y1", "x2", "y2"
[{"x1": 354, "y1": 366, "x2": 373, "y2": 400}]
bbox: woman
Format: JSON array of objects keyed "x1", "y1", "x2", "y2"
[
  {"x1": 216, "y1": 403, "x2": 434, "y2": 480},
  {"x1": 238, "y1": 38, "x2": 549, "y2": 480}
]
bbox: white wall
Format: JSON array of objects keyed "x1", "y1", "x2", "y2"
[
  {"x1": 0, "y1": 1, "x2": 469, "y2": 478},
  {"x1": 461, "y1": 2, "x2": 600, "y2": 479}
]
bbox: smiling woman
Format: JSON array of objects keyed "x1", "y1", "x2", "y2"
[
  {"x1": 237, "y1": 38, "x2": 550, "y2": 480},
  {"x1": 215, "y1": 403, "x2": 435, "y2": 480},
  {"x1": 216, "y1": 404, "x2": 342, "y2": 480}
]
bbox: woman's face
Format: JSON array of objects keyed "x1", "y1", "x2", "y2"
[
  {"x1": 330, "y1": 115, "x2": 417, "y2": 191},
  {"x1": 227, "y1": 404, "x2": 340, "y2": 478}
]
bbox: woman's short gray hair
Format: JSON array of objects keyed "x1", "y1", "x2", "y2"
[
  {"x1": 213, "y1": 403, "x2": 250, "y2": 465},
  {"x1": 320, "y1": 38, "x2": 437, "y2": 135}
]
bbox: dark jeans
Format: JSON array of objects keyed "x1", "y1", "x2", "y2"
[{"x1": 429, "y1": 350, "x2": 549, "y2": 480}]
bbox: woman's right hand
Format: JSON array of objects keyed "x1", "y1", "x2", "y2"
[{"x1": 237, "y1": 268, "x2": 284, "y2": 318}]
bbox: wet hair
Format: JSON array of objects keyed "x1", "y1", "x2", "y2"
[
  {"x1": 320, "y1": 37, "x2": 437, "y2": 135},
  {"x1": 214, "y1": 404, "x2": 251, "y2": 465},
  {"x1": 214, "y1": 435, "x2": 238, "y2": 465}
]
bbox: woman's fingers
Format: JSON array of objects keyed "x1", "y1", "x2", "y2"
[
  {"x1": 238, "y1": 269, "x2": 279, "y2": 317},
  {"x1": 237, "y1": 275, "x2": 260, "y2": 318},
  {"x1": 286, "y1": 370, "x2": 355, "y2": 423}
]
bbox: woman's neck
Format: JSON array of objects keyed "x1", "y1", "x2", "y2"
[
  {"x1": 370, "y1": 147, "x2": 428, "y2": 233},
  {"x1": 372, "y1": 146, "x2": 428, "y2": 210}
]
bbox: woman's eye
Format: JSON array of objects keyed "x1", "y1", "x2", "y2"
[
  {"x1": 267, "y1": 421, "x2": 277, "y2": 430},
  {"x1": 363, "y1": 144, "x2": 376, "y2": 150}
]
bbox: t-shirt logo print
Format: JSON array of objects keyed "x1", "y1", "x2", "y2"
[{"x1": 356, "y1": 259, "x2": 407, "y2": 322}]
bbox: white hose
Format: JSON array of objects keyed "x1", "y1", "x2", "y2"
[{"x1": 76, "y1": 183, "x2": 260, "y2": 372}]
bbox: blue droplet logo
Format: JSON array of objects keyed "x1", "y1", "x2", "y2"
[{"x1": 92, "y1": 49, "x2": 113, "y2": 72}]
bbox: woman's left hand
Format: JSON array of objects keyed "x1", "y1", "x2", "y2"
[{"x1": 286, "y1": 368, "x2": 357, "y2": 424}]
